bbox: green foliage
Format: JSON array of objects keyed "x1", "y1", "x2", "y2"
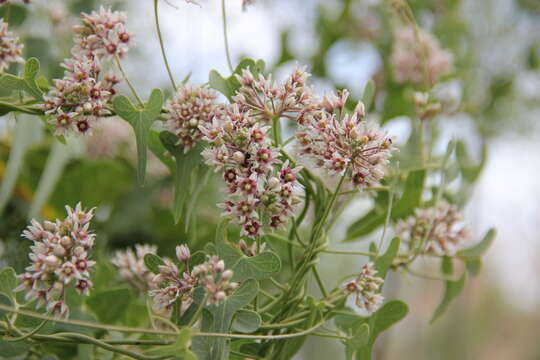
[
  {"x1": 86, "y1": 287, "x2": 132, "y2": 324},
  {"x1": 231, "y1": 309, "x2": 261, "y2": 333},
  {"x1": 431, "y1": 258, "x2": 467, "y2": 323},
  {"x1": 0, "y1": 267, "x2": 17, "y2": 301},
  {"x1": 145, "y1": 328, "x2": 196, "y2": 359},
  {"x1": 208, "y1": 58, "x2": 265, "y2": 101},
  {"x1": 374, "y1": 237, "x2": 400, "y2": 280},
  {"x1": 456, "y1": 140, "x2": 487, "y2": 183},
  {"x1": 144, "y1": 253, "x2": 166, "y2": 274},
  {"x1": 112, "y1": 88, "x2": 164, "y2": 186},
  {"x1": 192, "y1": 279, "x2": 258, "y2": 360},
  {"x1": 0, "y1": 58, "x2": 43, "y2": 100}
]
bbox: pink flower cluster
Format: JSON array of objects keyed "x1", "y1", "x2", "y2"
[
  {"x1": 233, "y1": 67, "x2": 316, "y2": 124},
  {"x1": 164, "y1": 84, "x2": 222, "y2": 151},
  {"x1": 344, "y1": 262, "x2": 384, "y2": 313},
  {"x1": 111, "y1": 244, "x2": 159, "y2": 292},
  {"x1": 200, "y1": 105, "x2": 302, "y2": 237},
  {"x1": 149, "y1": 245, "x2": 238, "y2": 315},
  {"x1": 0, "y1": 19, "x2": 24, "y2": 73},
  {"x1": 391, "y1": 27, "x2": 454, "y2": 85},
  {"x1": 396, "y1": 200, "x2": 470, "y2": 256},
  {"x1": 296, "y1": 95, "x2": 394, "y2": 189},
  {"x1": 44, "y1": 7, "x2": 131, "y2": 136},
  {"x1": 73, "y1": 6, "x2": 131, "y2": 59},
  {"x1": 15, "y1": 203, "x2": 96, "y2": 319}
]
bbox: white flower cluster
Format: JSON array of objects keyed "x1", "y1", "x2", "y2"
[
  {"x1": 391, "y1": 27, "x2": 453, "y2": 85},
  {"x1": 111, "y1": 244, "x2": 159, "y2": 292},
  {"x1": 344, "y1": 262, "x2": 384, "y2": 313},
  {"x1": 16, "y1": 203, "x2": 96, "y2": 319},
  {"x1": 200, "y1": 105, "x2": 302, "y2": 237},
  {"x1": 149, "y1": 245, "x2": 238, "y2": 315},
  {"x1": 0, "y1": 19, "x2": 24, "y2": 73},
  {"x1": 164, "y1": 84, "x2": 222, "y2": 151},
  {"x1": 44, "y1": 6, "x2": 131, "y2": 136},
  {"x1": 396, "y1": 200, "x2": 470, "y2": 256}
]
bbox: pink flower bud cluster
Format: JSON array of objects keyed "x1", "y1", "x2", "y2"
[
  {"x1": 164, "y1": 84, "x2": 222, "y2": 151},
  {"x1": 149, "y1": 246, "x2": 238, "y2": 315},
  {"x1": 233, "y1": 66, "x2": 318, "y2": 124},
  {"x1": 200, "y1": 105, "x2": 302, "y2": 237},
  {"x1": 15, "y1": 203, "x2": 96, "y2": 319},
  {"x1": 44, "y1": 7, "x2": 131, "y2": 136},
  {"x1": 396, "y1": 200, "x2": 470, "y2": 256},
  {"x1": 391, "y1": 27, "x2": 453, "y2": 85},
  {"x1": 296, "y1": 94, "x2": 394, "y2": 189},
  {"x1": 344, "y1": 262, "x2": 384, "y2": 313},
  {"x1": 73, "y1": 6, "x2": 132, "y2": 59},
  {"x1": 0, "y1": 19, "x2": 24, "y2": 73},
  {"x1": 111, "y1": 244, "x2": 159, "y2": 292}
]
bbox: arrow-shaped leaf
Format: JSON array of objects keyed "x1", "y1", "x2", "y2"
[
  {"x1": 0, "y1": 58, "x2": 43, "y2": 100},
  {"x1": 113, "y1": 88, "x2": 163, "y2": 186}
]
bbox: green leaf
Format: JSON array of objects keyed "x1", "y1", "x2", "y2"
[
  {"x1": 374, "y1": 237, "x2": 400, "y2": 280},
  {"x1": 362, "y1": 80, "x2": 375, "y2": 111},
  {"x1": 208, "y1": 58, "x2": 265, "y2": 101},
  {"x1": 86, "y1": 287, "x2": 132, "y2": 324},
  {"x1": 391, "y1": 169, "x2": 426, "y2": 219},
  {"x1": 208, "y1": 70, "x2": 235, "y2": 101},
  {"x1": 0, "y1": 4, "x2": 28, "y2": 27},
  {"x1": 356, "y1": 300, "x2": 409, "y2": 360},
  {"x1": 231, "y1": 309, "x2": 261, "y2": 333},
  {"x1": 147, "y1": 129, "x2": 175, "y2": 172},
  {"x1": 159, "y1": 131, "x2": 204, "y2": 224},
  {"x1": 345, "y1": 323, "x2": 369, "y2": 360},
  {"x1": 343, "y1": 210, "x2": 385, "y2": 242},
  {"x1": 0, "y1": 338, "x2": 30, "y2": 357},
  {"x1": 430, "y1": 273, "x2": 466, "y2": 323},
  {"x1": 144, "y1": 253, "x2": 166, "y2": 274},
  {"x1": 0, "y1": 58, "x2": 43, "y2": 100},
  {"x1": 216, "y1": 238, "x2": 281, "y2": 282},
  {"x1": 0, "y1": 268, "x2": 17, "y2": 300},
  {"x1": 0, "y1": 292, "x2": 13, "y2": 320},
  {"x1": 456, "y1": 140, "x2": 487, "y2": 183},
  {"x1": 192, "y1": 280, "x2": 258, "y2": 360},
  {"x1": 113, "y1": 88, "x2": 164, "y2": 186},
  {"x1": 458, "y1": 228, "x2": 495, "y2": 257}
]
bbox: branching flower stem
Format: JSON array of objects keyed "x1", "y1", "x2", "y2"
[{"x1": 115, "y1": 55, "x2": 144, "y2": 106}]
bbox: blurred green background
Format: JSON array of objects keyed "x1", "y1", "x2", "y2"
[{"x1": 1, "y1": 0, "x2": 539, "y2": 359}]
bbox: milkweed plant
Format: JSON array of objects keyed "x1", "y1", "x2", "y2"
[{"x1": 0, "y1": 0, "x2": 495, "y2": 359}]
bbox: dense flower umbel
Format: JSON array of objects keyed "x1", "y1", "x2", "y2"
[
  {"x1": 15, "y1": 203, "x2": 96, "y2": 319},
  {"x1": 44, "y1": 7, "x2": 129, "y2": 136},
  {"x1": 233, "y1": 66, "x2": 318, "y2": 124},
  {"x1": 112, "y1": 244, "x2": 159, "y2": 292},
  {"x1": 43, "y1": 57, "x2": 118, "y2": 136},
  {"x1": 149, "y1": 246, "x2": 238, "y2": 315},
  {"x1": 296, "y1": 101, "x2": 394, "y2": 189},
  {"x1": 0, "y1": 19, "x2": 24, "y2": 73},
  {"x1": 396, "y1": 201, "x2": 470, "y2": 256},
  {"x1": 391, "y1": 27, "x2": 454, "y2": 85},
  {"x1": 200, "y1": 105, "x2": 302, "y2": 237},
  {"x1": 164, "y1": 84, "x2": 222, "y2": 151},
  {"x1": 344, "y1": 262, "x2": 384, "y2": 313},
  {"x1": 73, "y1": 6, "x2": 132, "y2": 59}
]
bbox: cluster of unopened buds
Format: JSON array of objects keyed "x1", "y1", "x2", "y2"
[
  {"x1": 0, "y1": 19, "x2": 24, "y2": 73},
  {"x1": 201, "y1": 105, "x2": 302, "y2": 237},
  {"x1": 111, "y1": 244, "x2": 160, "y2": 292},
  {"x1": 391, "y1": 26, "x2": 454, "y2": 85},
  {"x1": 164, "y1": 84, "x2": 222, "y2": 151},
  {"x1": 344, "y1": 262, "x2": 384, "y2": 313},
  {"x1": 149, "y1": 245, "x2": 238, "y2": 315},
  {"x1": 396, "y1": 200, "x2": 470, "y2": 256},
  {"x1": 44, "y1": 6, "x2": 131, "y2": 135},
  {"x1": 15, "y1": 203, "x2": 96, "y2": 319},
  {"x1": 296, "y1": 91, "x2": 395, "y2": 189}
]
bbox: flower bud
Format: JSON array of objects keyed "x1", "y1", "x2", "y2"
[
  {"x1": 221, "y1": 270, "x2": 233, "y2": 281},
  {"x1": 176, "y1": 245, "x2": 191, "y2": 263},
  {"x1": 53, "y1": 244, "x2": 66, "y2": 257},
  {"x1": 60, "y1": 236, "x2": 73, "y2": 248},
  {"x1": 354, "y1": 101, "x2": 365, "y2": 119},
  {"x1": 233, "y1": 151, "x2": 245, "y2": 163},
  {"x1": 267, "y1": 177, "x2": 280, "y2": 188}
]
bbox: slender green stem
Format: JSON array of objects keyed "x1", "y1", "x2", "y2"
[
  {"x1": 322, "y1": 249, "x2": 378, "y2": 257},
  {"x1": 115, "y1": 55, "x2": 144, "y2": 106},
  {"x1": 312, "y1": 266, "x2": 329, "y2": 297},
  {"x1": 377, "y1": 173, "x2": 397, "y2": 255},
  {"x1": 4, "y1": 319, "x2": 48, "y2": 342},
  {"x1": 153, "y1": 0, "x2": 177, "y2": 91},
  {"x1": 269, "y1": 277, "x2": 288, "y2": 291},
  {"x1": 404, "y1": 268, "x2": 458, "y2": 282},
  {"x1": 311, "y1": 332, "x2": 350, "y2": 341},
  {"x1": 54, "y1": 332, "x2": 165, "y2": 360},
  {"x1": 259, "y1": 317, "x2": 307, "y2": 330},
  {"x1": 220, "y1": 0, "x2": 234, "y2": 72},
  {"x1": 187, "y1": 294, "x2": 209, "y2": 327}
]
